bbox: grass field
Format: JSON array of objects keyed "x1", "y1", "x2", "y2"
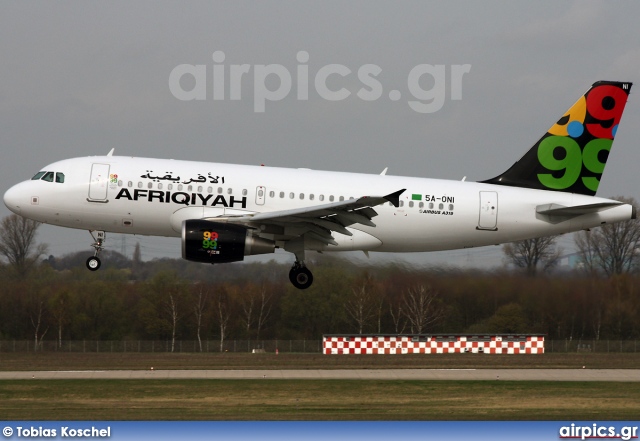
[
  {"x1": 2, "y1": 352, "x2": 640, "y2": 371},
  {"x1": 1, "y1": 353, "x2": 639, "y2": 420},
  {"x1": 1, "y1": 379, "x2": 639, "y2": 420}
]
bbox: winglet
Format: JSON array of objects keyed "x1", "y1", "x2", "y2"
[{"x1": 384, "y1": 189, "x2": 405, "y2": 207}]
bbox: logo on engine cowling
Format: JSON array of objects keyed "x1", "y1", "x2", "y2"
[{"x1": 203, "y1": 231, "x2": 220, "y2": 255}]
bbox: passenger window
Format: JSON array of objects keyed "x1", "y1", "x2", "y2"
[
  {"x1": 55, "y1": 173, "x2": 65, "y2": 183},
  {"x1": 128, "y1": 181, "x2": 133, "y2": 188},
  {"x1": 439, "y1": 203, "x2": 444, "y2": 210},
  {"x1": 339, "y1": 196, "x2": 344, "y2": 201},
  {"x1": 242, "y1": 189, "x2": 248, "y2": 196},
  {"x1": 289, "y1": 192, "x2": 294, "y2": 199},
  {"x1": 409, "y1": 201, "x2": 414, "y2": 208},
  {"x1": 279, "y1": 192, "x2": 284, "y2": 198},
  {"x1": 449, "y1": 204, "x2": 454, "y2": 210},
  {"x1": 197, "y1": 186, "x2": 203, "y2": 192},
  {"x1": 32, "y1": 171, "x2": 46, "y2": 180},
  {"x1": 42, "y1": 172, "x2": 54, "y2": 182},
  {"x1": 138, "y1": 182, "x2": 143, "y2": 189},
  {"x1": 319, "y1": 195, "x2": 324, "y2": 201},
  {"x1": 269, "y1": 191, "x2": 275, "y2": 198},
  {"x1": 227, "y1": 188, "x2": 232, "y2": 194},
  {"x1": 299, "y1": 193, "x2": 304, "y2": 200},
  {"x1": 148, "y1": 182, "x2": 153, "y2": 189},
  {"x1": 309, "y1": 194, "x2": 315, "y2": 201},
  {"x1": 207, "y1": 187, "x2": 213, "y2": 194},
  {"x1": 400, "y1": 201, "x2": 404, "y2": 207},
  {"x1": 218, "y1": 187, "x2": 223, "y2": 194},
  {"x1": 177, "y1": 184, "x2": 183, "y2": 191},
  {"x1": 158, "y1": 183, "x2": 163, "y2": 190},
  {"x1": 168, "y1": 184, "x2": 173, "y2": 190},
  {"x1": 329, "y1": 195, "x2": 334, "y2": 202},
  {"x1": 188, "y1": 185, "x2": 193, "y2": 192},
  {"x1": 419, "y1": 202, "x2": 424, "y2": 208}
]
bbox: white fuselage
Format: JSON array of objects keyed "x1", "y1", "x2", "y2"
[{"x1": 3, "y1": 155, "x2": 634, "y2": 254}]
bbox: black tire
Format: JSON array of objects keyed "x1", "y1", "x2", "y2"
[
  {"x1": 289, "y1": 266, "x2": 313, "y2": 290},
  {"x1": 86, "y1": 256, "x2": 101, "y2": 271}
]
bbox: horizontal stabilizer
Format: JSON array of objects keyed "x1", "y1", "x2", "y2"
[{"x1": 536, "y1": 202, "x2": 623, "y2": 217}]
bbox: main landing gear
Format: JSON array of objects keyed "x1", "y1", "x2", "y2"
[
  {"x1": 86, "y1": 230, "x2": 105, "y2": 271},
  {"x1": 289, "y1": 261, "x2": 313, "y2": 290}
]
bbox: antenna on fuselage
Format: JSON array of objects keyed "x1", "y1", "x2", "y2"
[{"x1": 107, "y1": 148, "x2": 115, "y2": 157}]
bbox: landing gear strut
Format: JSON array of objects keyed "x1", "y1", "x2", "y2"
[
  {"x1": 86, "y1": 230, "x2": 105, "y2": 271},
  {"x1": 289, "y1": 261, "x2": 313, "y2": 290}
]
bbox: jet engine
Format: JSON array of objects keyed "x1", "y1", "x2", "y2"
[{"x1": 182, "y1": 219, "x2": 275, "y2": 264}]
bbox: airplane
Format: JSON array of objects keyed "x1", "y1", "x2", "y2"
[{"x1": 3, "y1": 81, "x2": 635, "y2": 289}]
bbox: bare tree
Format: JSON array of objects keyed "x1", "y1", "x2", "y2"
[
  {"x1": 574, "y1": 197, "x2": 640, "y2": 276},
  {"x1": 503, "y1": 236, "x2": 561, "y2": 276},
  {"x1": 254, "y1": 284, "x2": 272, "y2": 341},
  {"x1": 149, "y1": 272, "x2": 188, "y2": 352},
  {"x1": 192, "y1": 283, "x2": 210, "y2": 352},
  {"x1": 215, "y1": 287, "x2": 231, "y2": 352},
  {"x1": 386, "y1": 287, "x2": 407, "y2": 334},
  {"x1": 239, "y1": 287, "x2": 255, "y2": 339},
  {"x1": 49, "y1": 290, "x2": 71, "y2": 349},
  {"x1": 575, "y1": 232, "x2": 599, "y2": 275},
  {"x1": 402, "y1": 284, "x2": 443, "y2": 334},
  {"x1": 344, "y1": 273, "x2": 378, "y2": 334},
  {"x1": 28, "y1": 291, "x2": 50, "y2": 351},
  {"x1": 0, "y1": 214, "x2": 48, "y2": 278}
]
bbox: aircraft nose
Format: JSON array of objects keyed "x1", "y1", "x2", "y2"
[{"x1": 3, "y1": 183, "x2": 25, "y2": 214}]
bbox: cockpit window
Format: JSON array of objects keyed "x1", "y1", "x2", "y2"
[{"x1": 32, "y1": 171, "x2": 65, "y2": 183}]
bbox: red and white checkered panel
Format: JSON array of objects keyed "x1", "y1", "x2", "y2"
[{"x1": 322, "y1": 335, "x2": 544, "y2": 355}]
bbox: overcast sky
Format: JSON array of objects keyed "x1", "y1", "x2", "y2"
[{"x1": 1, "y1": 1, "x2": 639, "y2": 268}]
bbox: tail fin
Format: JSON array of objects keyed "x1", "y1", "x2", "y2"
[{"x1": 482, "y1": 81, "x2": 632, "y2": 195}]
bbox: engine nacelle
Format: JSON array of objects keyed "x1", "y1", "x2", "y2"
[{"x1": 182, "y1": 220, "x2": 275, "y2": 264}]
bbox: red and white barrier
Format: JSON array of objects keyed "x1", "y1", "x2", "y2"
[{"x1": 323, "y1": 335, "x2": 544, "y2": 355}]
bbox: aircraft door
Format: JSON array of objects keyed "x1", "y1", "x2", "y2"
[
  {"x1": 478, "y1": 191, "x2": 498, "y2": 230},
  {"x1": 255, "y1": 186, "x2": 266, "y2": 206},
  {"x1": 88, "y1": 163, "x2": 110, "y2": 202}
]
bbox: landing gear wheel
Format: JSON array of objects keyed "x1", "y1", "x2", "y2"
[
  {"x1": 86, "y1": 230, "x2": 106, "y2": 272},
  {"x1": 289, "y1": 266, "x2": 313, "y2": 290},
  {"x1": 86, "y1": 256, "x2": 101, "y2": 271}
]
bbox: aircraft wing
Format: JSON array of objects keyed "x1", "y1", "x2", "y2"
[{"x1": 216, "y1": 189, "x2": 405, "y2": 245}]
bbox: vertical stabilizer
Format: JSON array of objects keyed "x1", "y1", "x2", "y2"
[{"x1": 482, "y1": 81, "x2": 632, "y2": 195}]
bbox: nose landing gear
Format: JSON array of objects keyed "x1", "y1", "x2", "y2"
[{"x1": 86, "y1": 230, "x2": 105, "y2": 271}]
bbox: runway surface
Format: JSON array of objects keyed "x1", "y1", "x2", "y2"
[{"x1": 1, "y1": 369, "x2": 640, "y2": 381}]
